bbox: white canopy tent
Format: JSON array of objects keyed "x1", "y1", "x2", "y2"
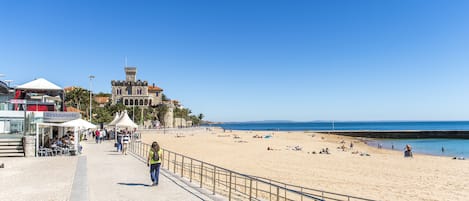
[
  {"x1": 35, "y1": 118, "x2": 95, "y2": 156},
  {"x1": 110, "y1": 111, "x2": 138, "y2": 142},
  {"x1": 17, "y1": 78, "x2": 62, "y2": 90},
  {"x1": 61, "y1": 118, "x2": 96, "y2": 130},
  {"x1": 108, "y1": 112, "x2": 122, "y2": 126},
  {"x1": 115, "y1": 111, "x2": 138, "y2": 128}
]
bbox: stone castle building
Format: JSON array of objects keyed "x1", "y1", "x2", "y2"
[{"x1": 111, "y1": 67, "x2": 163, "y2": 107}]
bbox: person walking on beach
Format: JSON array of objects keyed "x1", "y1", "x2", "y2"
[{"x1": 147, "y1": 141, "x2": 162, "y2": 186}]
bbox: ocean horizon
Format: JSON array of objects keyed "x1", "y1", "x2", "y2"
[
  {"x1": 216, "y1": 121, "x2": 469, "y2": 158},
  {"x1": 216, "y1": 121, "x2": 469, "y2": 131}
]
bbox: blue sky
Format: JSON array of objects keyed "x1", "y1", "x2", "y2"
[{"x1": 1, "y1": 0, "x2": 469, "y2": 122}]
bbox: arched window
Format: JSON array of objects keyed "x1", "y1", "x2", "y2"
[
  {"x1": 149, "y1": 100, "x2": 152, "y2": 106},
  {"x1": 144, "y1": 100, "x2": 148, "y2": 105},
  {"x1": 124, "y1": 99, "x2": 128, "y2": 105},
  {"x1": 130, "y1": 99, "x2": 134, "y2": 105},
  {"x1": 140, "y1": 99, "x2": 143, "y2": 105}
]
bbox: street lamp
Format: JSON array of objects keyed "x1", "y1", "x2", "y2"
[
  {"x1": 89, "y1": 75, "x2": 95, "y2": 122},
  {"x1": 4, "y1": 80, "x2": 13, "y2": 87}
]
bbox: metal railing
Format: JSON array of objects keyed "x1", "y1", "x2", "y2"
[{"x1": 129, "y1": 140, "x2": 375, "y2": 201}]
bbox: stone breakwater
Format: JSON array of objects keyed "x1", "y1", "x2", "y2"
[{"x1": 317, "y1": 130, "x2": 469, "y2": 139}]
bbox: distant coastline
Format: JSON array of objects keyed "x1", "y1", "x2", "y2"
[{"x1": 215, "y1": 121, "x2": 469, "y2": 132}]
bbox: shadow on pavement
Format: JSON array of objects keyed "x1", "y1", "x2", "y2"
[{"x1": 117, "y1": 183, "x2": 152, "y2": 187}]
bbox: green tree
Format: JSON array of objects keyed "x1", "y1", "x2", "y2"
[
  {"x1": 65, "y1": 87, "x2": 89, "y2": 112},
  {"x1": 198, "y1": 113, "x2": 204, "y2": 121},
  {"x1": 155, "y1": 104, "x2": 168, "y2": 126},
  {"x1": 162, "y1": 94, "x2": 170, "y2": 101}
]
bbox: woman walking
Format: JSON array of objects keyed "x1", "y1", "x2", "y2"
[
  {"x1": 147, "y1": 141, "x2": 162, "y2": 186},
  {"x1": 122, "y1": 132, "x2": 130, "y2": 155}
]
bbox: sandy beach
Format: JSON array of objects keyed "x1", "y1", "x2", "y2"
[{"x1": 141, "y1": 128, "x2": 469, "y2": 201}]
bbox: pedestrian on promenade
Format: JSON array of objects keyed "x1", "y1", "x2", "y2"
[
  {"x1": 122, "y1": 132, "x2": 130, "y2": 155},
  {"x1": 95, "y1": 130, "x2": 100, "y2": 144},
  {"x1": 116, "y1": 132, "x2": 122, "y2": 152},
  {"x1": 147, "y1": 141, "x2": 162, "y2": 186},
  {"x1": 100, "y1": 129, "x2": 106, "y2": 143}
]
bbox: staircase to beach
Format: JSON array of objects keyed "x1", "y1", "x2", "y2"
[{"x1": 0, "y1": 137, "x2": 25, "y2": 157}]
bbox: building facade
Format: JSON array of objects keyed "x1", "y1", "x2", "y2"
[{"x1": 111, "y1": 67, "x2": 163, "y2": 107}]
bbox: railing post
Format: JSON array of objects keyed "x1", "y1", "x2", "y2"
[
  {"x1": 234, "y1": 174, "x2": 237, "y2": 192},
  {"x1": 228, "y1": 171, "x2": 232, "y2": 201},
  {"x1": 167, "y1": 152, "x2": 171, "y2": 170},
  {"x1": 190, "y1": 158, "x2": 193, "y2": 182},
  {"x1": 301, "y1": 187, "x2": 303, "y2": 201},
  {"x1": 173, "y1": 153, "x2": 177, "y2": 173},
  {"x1": 256, "y1": 180, "x2": 258, "y2": 198},
  {"x1": 269, "y1": 180, "x2": 272, "y2": 201},
  {"x1": 200, "y1": 162, "x2": 204, "y2": 188},
  {"x1": 276, "y1": 186, "x2": 280, "y2": 201},
  {"x1": 181, "y1": 155, "x2": 184, "y2": 177},
  {"x1": 284, "y1": 184, "x2": 287, "y2": 201},
  {"x1": 212, "y1": 166, "x2": 216, "y2": 195},
  {"x1": 249, "y1": 178, "x2": 253, "y2": 201},
  {"x1": 161, "y1": 149, "x2": 165, "y2": 168},
  {"x1": 245, "y1": 177, "x2": 247, "y2": 193}
]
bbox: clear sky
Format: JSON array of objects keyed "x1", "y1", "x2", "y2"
[{"x1": 1, "y1": 0, "x2": 469, "y2": 122}]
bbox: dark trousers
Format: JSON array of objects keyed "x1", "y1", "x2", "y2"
[{"x1": 150, "y1": 163, "x2": 161, "y2": 184}]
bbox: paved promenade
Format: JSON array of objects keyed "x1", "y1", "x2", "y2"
[{"x1": 0, "y1": 140, "x2": 222, "y2": 201}]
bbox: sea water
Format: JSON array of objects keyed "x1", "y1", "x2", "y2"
[
  {"x1": 367, "y1": 139, "x2": 469, "y2": 158},
  {"x1": 216, "y1": 121, "x2": 469, "y2": 158},
  {"x1": 217, "y1": 121, "x2": 469, "y2": 131}
]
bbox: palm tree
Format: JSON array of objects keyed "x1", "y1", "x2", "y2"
[
  {"x1": 65, "y1": 87, "x2": 90, "y2": 116},
  {"x1": 198, "y1": 113, "x2": 204, "y2": 121}
]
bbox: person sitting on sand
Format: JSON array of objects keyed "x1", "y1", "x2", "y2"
[{"x1": 404, "y1": 144, "x2": 413, "y2": 157}]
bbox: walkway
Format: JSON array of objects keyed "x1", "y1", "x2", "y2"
[
  {"x1": 82, "y1": 140, "x2": 217, "y2": 201},
  {"x1": 0, "y1": 140, "x2": 221, "y2": 201}
]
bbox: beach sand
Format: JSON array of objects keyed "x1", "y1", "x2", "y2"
[{"x1": 141, "y1": 128, "x2": 469, "y2": 201}]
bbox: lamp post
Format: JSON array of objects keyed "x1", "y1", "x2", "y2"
[
  {"x1": 4, "y1": 80, "x2": 13, "y2": 87},
  {"x1": 89, "y1": 75, "x2": 95, "y2": 122}
]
